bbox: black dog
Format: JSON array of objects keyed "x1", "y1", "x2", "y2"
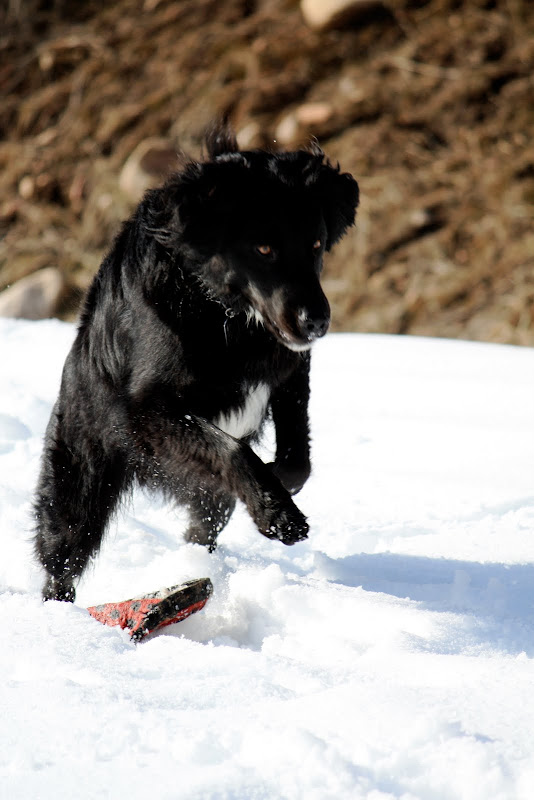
[{"x1": 34, "y1": 122, "x2": 359, "y2": 602}]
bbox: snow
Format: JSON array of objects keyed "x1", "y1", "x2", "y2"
[{"x1": 1, "y1": 316, "x2": 534, "y2": 800}]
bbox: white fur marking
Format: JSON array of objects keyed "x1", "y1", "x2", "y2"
[
  {"x1": 215, "y1": 383, "x2": 270, "y2": 439},
  {"x1": 246, "y1": 307, "x2": 265, "y2": 326},
  {"x1": 283, "y1": 340, "x2": 312, "y2": 352}
]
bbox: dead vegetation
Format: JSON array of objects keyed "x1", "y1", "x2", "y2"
[{"x1": 1, "y1": 0, "x2": 533, "y2": 342}]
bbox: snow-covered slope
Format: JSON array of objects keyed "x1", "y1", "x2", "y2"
[{"x1": 1, "y1": 318, "x2": 533, "y2": 800}]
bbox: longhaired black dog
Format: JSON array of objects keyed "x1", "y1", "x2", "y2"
[{"x1": 34, "y1": 123, "x2": 359, "y2": 602}]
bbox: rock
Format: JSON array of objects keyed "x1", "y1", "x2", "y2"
[
  {"x1": 18, "y1": 176, "x2": 35, "y2": 200},
  {"x1": 295, "y1": 102, "x2": 333, "y2": 126},
  {"x1": 0, "y1": 268, "x2": 65, "y2": 320},
  {"x1": 275, "y1": 113, "x2": 299, "y2": 146},
  {"x1": 119, "y1": 138, "x2": 180, "y2": 203},
  {"x1": 275, "y1": 102, "x2": 334, "y2": 146},
  {"x1": 237, "y1": 121, "x2": 261, "y2": 149},
  {"x1": 300, "y1": 0, "x2": 384, "y2": 31}
]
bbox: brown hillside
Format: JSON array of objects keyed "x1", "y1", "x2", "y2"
[{"x1": 1, "y1": 0, "x2": 533, "y2": 343}]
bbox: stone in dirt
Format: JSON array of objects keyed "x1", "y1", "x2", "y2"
[
  {"x1": 301, "y1": 0, "x2": 385, "y2": 31},
  {"x1": 0, "y1": 267, "x2": 65, "y2": 321}
]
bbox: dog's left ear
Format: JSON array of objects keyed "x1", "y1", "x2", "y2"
[{"x1": 316, "y1": 164, "x2": 359, "y2": 251}]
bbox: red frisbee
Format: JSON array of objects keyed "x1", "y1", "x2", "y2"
[{"x1": 87, "y1": 577, "x2": 213, "y2": 641}]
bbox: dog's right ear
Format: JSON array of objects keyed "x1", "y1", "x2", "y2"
[
  {"x1": 178, "y1": 157, "x2": 246, "y2": 216},
  {"x1": 205, "y1": 119, "x2": 239, "y2": 159},
  {"x1": 171, "y1": 120, "x2": 242, "y2": 228},
  {"x1": 169, "y1": 157, "x2": 246, "y2": 246}
]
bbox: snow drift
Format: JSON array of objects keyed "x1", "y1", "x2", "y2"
[{"x1": 1, "y1": 318, "x2": 533, "y2": 799}]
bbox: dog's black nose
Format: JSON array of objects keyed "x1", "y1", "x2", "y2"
[{"x1": 299, "y1": 313, "x2": 330, "y2": 341}]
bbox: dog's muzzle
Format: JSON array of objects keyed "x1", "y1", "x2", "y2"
[
  {"x1": 295, "y1": 308, "x2": 330, "y2": 343},
  {"x1": 247, "y1": 282, "x2": 330, "y2": 351}
]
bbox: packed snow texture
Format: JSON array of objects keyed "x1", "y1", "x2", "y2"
[{"x1": 1, "y1": 318, "x2": 534, "y2": 800}]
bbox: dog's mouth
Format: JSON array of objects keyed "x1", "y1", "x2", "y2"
[
  {"x1": 260, "y1": 313, "x2": 314, "y2": 352},
  {"x1": 245, "y1": 286, "x2": 329, "y2": 352}
]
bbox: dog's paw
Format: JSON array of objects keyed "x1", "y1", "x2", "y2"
[
  {"x1": 256, "y1": 496, "x2": 309, "y2": 545},
  {"x1": 268, "y1": 459, "x2": 311, "y2": 496},
  {"x1": 42, "y1": 575, "x2": 76, "y2": 603},
  {"x1": 183, "y1": 525, "x2": 218, "y2": 553}
]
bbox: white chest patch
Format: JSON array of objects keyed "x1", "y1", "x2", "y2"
[{"x1": 214, "y1": 383, "x2": 270, "y2": 440}]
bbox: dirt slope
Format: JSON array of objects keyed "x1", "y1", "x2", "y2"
[{"x1": 1, "y1": 0, "x2": 533, "y2": 343}]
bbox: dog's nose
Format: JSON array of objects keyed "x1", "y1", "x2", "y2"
[{"x1": 298, "y1": 311, "x2": 330, "y2": 341}]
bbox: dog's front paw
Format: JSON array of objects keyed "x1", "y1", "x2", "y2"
[
  {"x1": 256, "y1": 496, "x2": 309, "y2": 545},
  {"x1": 268, "y1": 459, "x2": 311, "y2": 496}
]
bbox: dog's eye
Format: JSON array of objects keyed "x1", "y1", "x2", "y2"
[
  {"x1": 256, "y1": 245, "x2": 272, "y2": 256},
  {"x1": 313, "y1": 239, "x2": 322, "y2": 250}
]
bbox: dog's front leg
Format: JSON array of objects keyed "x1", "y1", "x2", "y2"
[
  {"x1": 269, "y1": 355, "x2": 312, "y2": 496},
  {"x1": 133, "y1": 410, "x2": 308, "y2": 545}
]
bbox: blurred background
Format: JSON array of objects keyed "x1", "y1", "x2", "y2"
[{"x1": 0, "y1": 0, "x2": 533, "y2": 343}]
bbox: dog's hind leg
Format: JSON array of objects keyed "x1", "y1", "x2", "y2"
[
  {"x1": 34, "y1": 430, "x2": 127, "y2": 602},
  {"x1": 183, "y1": 488, "x2": 236, "y2": 551}
]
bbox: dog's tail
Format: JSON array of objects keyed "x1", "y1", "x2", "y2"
[{"x1": 204, "y1": 118, "x2": 239, "y2": 160}]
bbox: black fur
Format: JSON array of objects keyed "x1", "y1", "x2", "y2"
[{"x1": 34, "y1": 123, "x2": 359, "y2": 602}]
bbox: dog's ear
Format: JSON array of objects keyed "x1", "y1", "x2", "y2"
[
  {"x1": 204, "y1": 119, "x2": 239, "y2": 159},
  {"x1": 178, "y1": 157, "x2": 246, "y2": 215},
  {"x1": 170, "y1": 157, "x2": 247, "y2": 246},
  {"x1": 147, "y1": 154, "x2": 247, "y2": 247},
  {"x1": 316, "y1": 164, "x2": 359, "y2": 251}
]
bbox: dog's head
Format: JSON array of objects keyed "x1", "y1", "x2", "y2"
[{"x1": 157, "y1": 123, "x2": 359, "y2": 351}]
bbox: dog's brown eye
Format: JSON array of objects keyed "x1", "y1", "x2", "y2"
[
  {"x1": 313, "y1": 239, "x2": 321, "y2": 250},
  {"x1": 256, "y1": 245, "x2": 272, "y2": 256}
]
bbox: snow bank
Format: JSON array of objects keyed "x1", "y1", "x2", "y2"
[{"x1": 1, "y1": 318, "x2": 533, "y2": 799}]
